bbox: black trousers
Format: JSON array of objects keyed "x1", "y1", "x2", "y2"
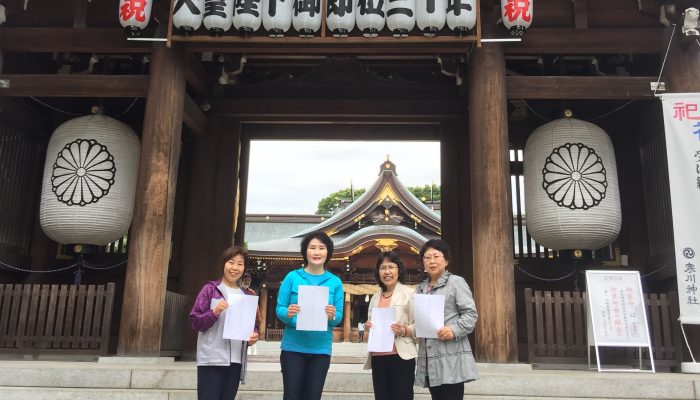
[
  {"x1": 197, "y1": 363, "x2": 242, "y2": 400},
  {"x1": 427, "y1": 381, "x2": 464, "y2": 400},
  {"x1": 371, "y1": 354, "x2": 415, "y2": 400}
]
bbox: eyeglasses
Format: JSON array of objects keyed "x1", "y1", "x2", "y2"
[
  {"x1": 422, "y1": 254, "x2": 444, "y2": 261},
  {"x1": 379, "y1": 265, "x2": 399, "y2": 271}
]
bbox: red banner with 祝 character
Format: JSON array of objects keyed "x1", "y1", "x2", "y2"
[{"x1": 660, "y1": 93, "x2": 700, "y2": 325}]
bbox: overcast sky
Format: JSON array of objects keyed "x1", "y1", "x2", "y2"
[{"x1": 246, "y1": 140, "x2": 441, "y2": 214}]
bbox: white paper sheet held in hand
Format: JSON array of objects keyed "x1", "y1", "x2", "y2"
[
  {"x1": 297, "y1": 285, "x2": 329, "y2": 331},
  {"x1": 367, "y1": 307, "x2": 397, "y2": 352},
  {"x1": 413, "y1": 294, "x2": 444, "y2": 338},
  {"x1": 222, "y1": 294, "x2": 259, "y2": 341}
]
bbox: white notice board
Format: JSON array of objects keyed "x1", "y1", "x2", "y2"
[{"x1": 585, "y1": 270, "x2": 655, "y2": 372}]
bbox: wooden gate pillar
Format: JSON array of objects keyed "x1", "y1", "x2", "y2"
[
  {"x1": 468, "y1": 43, "x2": 518, "y2": 362},
  {"x1": 259, "y1": 287, "x2": 268, "y2": 339},
  {"x1": 118, "y1": 43, "x2": 186, "y2": 356},
  {"x1": 343, "y1": 294, "x2": 352, "y2": 342}
]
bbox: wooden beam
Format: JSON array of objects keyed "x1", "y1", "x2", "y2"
[
  {"x1": 0, "y1": 28, "x2": 151, "y2": 53},
  {"x1": 573, "y1": 0, "x2": 589, "y2": 29},
  {"x1": 183, "y1": 94, "x2": 207, "y2": 136},
  {"x1": 186, "y1": 54, "x2": 212, "y2": 100},
  {"x1": 502, "y1": 28, "x2": 663, "y2": 54},
  {"x1": 175, "y1": 34, "x2": 479, "y2": 54},
  {"x1": 211, "y1": 99, "x2": 464, "y2": 119},
  {"x1": 1, "y1": 27, "x2": 663, "y2": 55},
  {"x1": 0, "y1": 75, "x2": 149, "y2": 97},
  {"x1": 73, "y1": 0, "x2": 89, "y2": 29},
  {"x1": 506, "y1": 76, "x2": 656, "y2": 99}
]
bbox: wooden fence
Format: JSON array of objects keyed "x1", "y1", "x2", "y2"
[
  {"x1": 0, "y1": 283, "x2": 115, "y2": 355},
  {"x1": 524, "y1": 289, "x2": 682, "y2": 369}
]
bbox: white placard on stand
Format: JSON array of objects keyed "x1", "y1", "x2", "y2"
[{"x1": 585, "y1": 270, "x2": 655, "y2": 373}]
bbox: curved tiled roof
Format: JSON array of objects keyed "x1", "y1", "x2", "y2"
[
  {"x1": 292, "y1": 174, "x2": 385, "y2": 237},
  {"x1": 292, "y1": 163, "x2": 439, "y2": 238}
]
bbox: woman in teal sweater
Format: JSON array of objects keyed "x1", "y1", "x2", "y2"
[{"x1": 276, "y1": 231, "x2": 344, "y2": 400}]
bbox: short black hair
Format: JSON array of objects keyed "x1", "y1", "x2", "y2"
[
  {"x1": 300, "y1": 231, "x2": 334, "y2": 266},
  {"x1": 419, "y1": 239, "x2": 451, "y2": 263},
  {"x1": 218, "y1": 245, "x2": 248, "y2": 286},
  {"x1": 374, "y1": 251, "x2": 407, "y2": 292}
]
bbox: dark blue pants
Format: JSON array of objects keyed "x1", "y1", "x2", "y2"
[
  {"x1": 197, "y1": 363, "x2": 242, "y2": 400},
  {"x1": 280, "y1": 350, "x2": 331, "y2": 400}
]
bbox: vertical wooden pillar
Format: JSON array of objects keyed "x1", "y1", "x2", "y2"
[
  {"x1": 234, "y1": 138, "x2": 251, "y2": 246},
  {"x1": 259, "y1": 287, "x2": 268, "y2": 339},
  {"x1": 343, "y1": 294, "x2": 352, "y2": 342},
  {"x1": 117, "y1": 43, "x2": 186, "y2": 356},
  {"x1": 440, "y1": 119, "x2": 473, "y2": 282},
  {"x1": 178, "y1": 117, "x2": 242, "y2": 357},
  {"x1": 468, "y1": 43, "x2": 517, "y2": 362},
  {"x1": 662, "y1": 13, "x2": 700, "y2": 358}
]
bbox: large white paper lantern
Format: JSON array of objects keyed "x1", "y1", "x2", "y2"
[
  {"x1": 119, "y1": 0, "x2": 153, "y2": 36},
  {"x1": 446, "y1": 0, "x2": 475, "y2": 36},
  {"x1": 386, "y1": 0, "x2": 415, "y2": 37},
  {"x1": 233, "y1": 0, "x2": 263, "y2": 35},
  {"x1": 416, "y1": 0, "x2": 445, "y2": 36},
  {"x1": 204, "y1": 0, "x2": 234, "y2": 35},
  {"x1": 326, "y1": 0, "x2": 355, "y2": 37},
  {"x1": 356, "y1": 0, "x2": 386, "y2": 37},
  {"x1": 523, "y1": 117, "x2": 621, "y2": 251},
  {"x1": 293, "y1": 0, "x2": 321, "y2": 37},
  {"x1": 501, "y1": 0, "x2": 532, "y2": 36},
  {"x1": 263, "y1": 0, "x2": 294, "y2": 37},
  {"x1": 173, "y1": 0, "x2": 205, "y2": 34},
  {"x1": 39, "y1": 115, "x2": 140, "y2": 246}
]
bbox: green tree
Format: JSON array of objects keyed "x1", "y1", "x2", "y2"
[
  {"x1": 316, "y1": 187, "x2": 367, "y2": 214},
  {"x1": 407, "y1": 184, "x2": 441, "y2": 202}
]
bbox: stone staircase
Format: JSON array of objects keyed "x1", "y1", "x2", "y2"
[{"x1": 0, "y1": 342, "x2": 698, "y2": 399}]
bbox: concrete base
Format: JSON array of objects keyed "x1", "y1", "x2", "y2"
[
  {"x1": 682, "y1": 362, "x2": 700, "y2": 374},
  {"x1": 98, "y1": 357, "x2": 175, "y2": 365}
]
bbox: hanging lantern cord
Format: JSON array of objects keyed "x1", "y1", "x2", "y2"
[{"x1": 73, "y1": 255, "x2": 84, "y2": 285}]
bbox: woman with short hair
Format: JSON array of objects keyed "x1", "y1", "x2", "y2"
[
  {"x1": 415, "y1": 239, "x2": 478, "y2": 400},
  {"x1": 189, "y1": 245, "x2": 261, "y2": 400},
  {"x1": 363, "y1": 251, "x2": 417, "y2": 400},
  {"x1": 276, "y1": 231, "x2": 345, "y2": 400}
]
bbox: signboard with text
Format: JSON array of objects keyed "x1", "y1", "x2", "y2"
[{"x1": 586, "y1": 270, "x2": 654, "y2": 372}]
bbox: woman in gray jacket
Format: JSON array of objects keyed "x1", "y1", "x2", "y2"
[
  {"x1": 189, "y1": 246, "x2": 261, "y2": 400},
  {"x1": 415, "y1": 239, "x2": 478, "y2": 400}
]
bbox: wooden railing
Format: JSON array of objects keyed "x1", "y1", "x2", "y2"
[
  {"x1": 265, "y1": 328, "x2": 284, "y2": 341},
  {"x1": 524, "y1": 289, "x2": 682, "y2": 369},
  {"x1": 0, "y1": 283, "x2": 115, "y2": 355}
]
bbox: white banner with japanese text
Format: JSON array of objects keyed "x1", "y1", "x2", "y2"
[{"x1": 660, "y1": 93, "x2": 700, "y2": 325}]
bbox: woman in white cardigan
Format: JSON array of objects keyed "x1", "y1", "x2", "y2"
[{"x1": 363, "y1": 251, "x2": 418, "y2": 400}]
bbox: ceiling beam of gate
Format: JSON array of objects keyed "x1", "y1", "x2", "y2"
[
  {"x1": 0, "y1": 74, "x2": 149, "y2": 97},
  {"x1": 505, "y1": 76, "x2": 657, "y2": 99},
  {"x1": 0, "y1": 27, "x2": 662, "y2": 55}
]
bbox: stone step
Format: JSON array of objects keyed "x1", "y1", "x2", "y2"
[
  {"x1": 0, "y1": 361, "x2": 697, "y2": 400},
  {"x1": 0, "y1": 387, "x2": 654, "y2": 400}
]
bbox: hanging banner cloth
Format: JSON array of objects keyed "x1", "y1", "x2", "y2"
[{"x1": 660, "y1": 93, "x2": 700, "y2": 325}]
